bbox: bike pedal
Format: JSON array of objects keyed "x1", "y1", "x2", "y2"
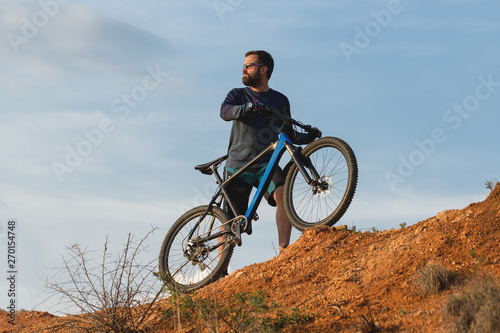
[
  {"x1": 253, "y1": 213, "x2": 259, "y2": 221},
  {"x1": 234, "y1": 221, "x2": 243, "y2": 246},
  {"x1": 229, "y1": 235, "x2": 242, "y2": 247}
]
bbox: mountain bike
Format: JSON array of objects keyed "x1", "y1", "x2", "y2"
[{"x1": 159, "y1": 108, "x2": 358, "y2": 292}]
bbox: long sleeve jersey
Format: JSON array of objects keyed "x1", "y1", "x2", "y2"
[{"x1": 221, "y1": 87, "x2": 307, "y2": 169}]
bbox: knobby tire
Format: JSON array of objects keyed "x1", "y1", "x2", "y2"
[{"x1": 158, "y1": 205, "x2": 234, "y2": 292}]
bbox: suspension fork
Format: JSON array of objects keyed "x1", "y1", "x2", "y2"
[{"x1": 284, "y1": 141, "x2": 321, "y2": 184}]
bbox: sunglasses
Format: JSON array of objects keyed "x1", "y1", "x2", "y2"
[{"x1": 243, "y1": 63, "x2": 264, "y2": 69}]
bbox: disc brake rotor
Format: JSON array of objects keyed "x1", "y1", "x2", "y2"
[{"x1": 315, "y1": 176, "x2": 332, "y2": 198}]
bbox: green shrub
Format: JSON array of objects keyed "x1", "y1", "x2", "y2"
[{"x1": 163, "y1": 289, "x2": 314, "y2": 332}]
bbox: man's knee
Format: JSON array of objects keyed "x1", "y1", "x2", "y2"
[{"x1": 273, "y1": 185, "x2": 284, "y2": 202}]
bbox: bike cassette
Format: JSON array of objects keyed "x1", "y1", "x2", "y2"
[{"x1": 185, "y1": 241, "x2": 209, "y2": 264}]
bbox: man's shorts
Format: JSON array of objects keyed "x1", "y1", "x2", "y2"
[{"x1": 224, "y1": 165, "x2": 285, "y2": 219}]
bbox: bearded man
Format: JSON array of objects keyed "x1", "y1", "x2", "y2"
[{"x1": 220, "y1": 50, "x2": 294, "y2": 253}]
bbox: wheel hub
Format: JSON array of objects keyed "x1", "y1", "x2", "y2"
[
  {"x1": 313, "y1": 176, "x2": 333, "y2": 198},
  {"x1": 185, "y1": 241, "x2": 209, "y2": 265}
]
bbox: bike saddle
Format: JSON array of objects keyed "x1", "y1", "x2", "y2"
[{"x1": 194, "y1": 155, "x2": 227, "y2": 175}]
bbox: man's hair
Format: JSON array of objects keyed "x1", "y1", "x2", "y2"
[{"x1": 245, "y1": 50, "x2": 274, "y2": 80}]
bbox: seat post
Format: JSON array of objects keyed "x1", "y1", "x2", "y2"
[{"x1": 212, "y1": 165, "x2": 224, "y2": 185}]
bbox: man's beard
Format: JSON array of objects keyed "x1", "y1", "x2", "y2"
[{"x1": 242, "y1": 72, "x2": 261, "y2": 87}]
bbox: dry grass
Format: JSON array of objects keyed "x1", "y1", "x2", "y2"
[
  {"x1": 413, "y1": 263, "x2": 458, "y2": 295},
  {"x1": 443, "y1": 277, "x2": 500, "y2": 333}
]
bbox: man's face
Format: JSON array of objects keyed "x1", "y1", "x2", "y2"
[{"x1": 242, "y1": 54, "x2": 264, "y2": 87}]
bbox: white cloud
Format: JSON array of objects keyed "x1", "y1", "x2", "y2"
[
  {"x1": 1, "y1": 3, "x2": 172, "y2": 87},
  {"x1": 0, "y1": 110, "x2": 108, "y2": 177}
]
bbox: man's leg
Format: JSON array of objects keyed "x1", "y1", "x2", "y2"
[
  {"x1": 274, "y1": 185, "x2": 292, "y2": 253},
  {"x1": 218, "y1": 169, "x2": 252, "y2": 261}
]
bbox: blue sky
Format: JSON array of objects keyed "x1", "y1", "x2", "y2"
[{"x1": 1, "y1": 0, "x2": 499, "y2": 313}]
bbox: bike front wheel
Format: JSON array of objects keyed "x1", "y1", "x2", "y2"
[
  {"x1": 284, "y1": 136, "x2": 358, "y2": 231},
  {"x1": 158, "y1": 205, "x2": 234, "y2": 292}
]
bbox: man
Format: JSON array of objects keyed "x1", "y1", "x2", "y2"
[{"x1": 220, "y1": 50, "x2": 319, "y2": 253}]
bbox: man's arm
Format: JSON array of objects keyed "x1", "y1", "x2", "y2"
[{"x1": 220, "y1": 89, "x2": 251, "y2": 121}]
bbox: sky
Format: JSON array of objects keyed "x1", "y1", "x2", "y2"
[{"x1": 1, "y1": 0, "x2": 499, "y2": 314}]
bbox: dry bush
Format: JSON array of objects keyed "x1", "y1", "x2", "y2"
[
  {"x1": 45, "y1": 229, "x2": 165, "y2": 333},
  {"x1": 413, "y1": 263, "x2": 457, "y2": 295},
  {"x1": 443, "y1": 278, "x2": 500, "y2": 333},
  {"x1": 358, "y1": 310, "x2": 379, "y2": 333}
]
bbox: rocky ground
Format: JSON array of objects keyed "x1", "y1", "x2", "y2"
[{"x1": 2, "y1": 185, "x2": 499, "y2": 332}]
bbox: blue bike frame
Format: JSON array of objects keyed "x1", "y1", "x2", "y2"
[
  {"x1": 216, "y1": 130, "x2": 316, "y2": 232},
  {"x1": 192, "y1": 110, "x2": 319, "y2": 243},
  {"x1": 244, "y1": 132, "x2": 290, "y2": 221}
]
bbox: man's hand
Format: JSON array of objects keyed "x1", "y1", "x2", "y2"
[
  {"x1": 247, "y1": 100, "x2": 275, "y2": 118},
  {"x1": 305, "y1": 127, "x2": 322, "y2": 143},
  {"x1": 248, "y1": 100, "x2": 266, "y2": 113}
]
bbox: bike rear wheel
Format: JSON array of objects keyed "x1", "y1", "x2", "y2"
[
  {"x1": 158, "y1": 205, "x2": 234, "y2": 292},
  {"x1": 284, "y1": 136, "x2": 358, "y2": 231}
]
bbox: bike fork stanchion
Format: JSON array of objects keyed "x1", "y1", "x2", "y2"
[{"x1": 284, "y1": 142, "x2": 315, "y2": 185}]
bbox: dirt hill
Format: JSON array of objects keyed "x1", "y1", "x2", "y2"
[{"x1": 2, "y1": 185, "x2": 499, "y2": 332}]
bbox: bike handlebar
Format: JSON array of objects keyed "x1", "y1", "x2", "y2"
[
  {"x1": 246, "y1": 101, "x2": 318, "y2": 134},
  {"x1": 264, "y1": 106, "x2": 314, "y2": 133}
]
